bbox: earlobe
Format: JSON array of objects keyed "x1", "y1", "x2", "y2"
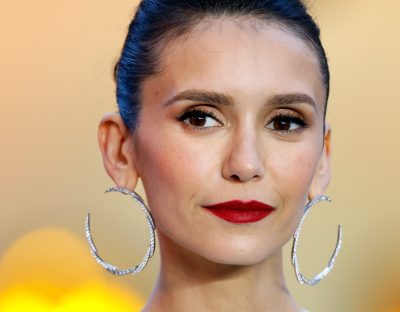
[
  {"x1": 97, "y1": 112, "x2": 140, "y2": 190},
  {"x1": 308, "y1": 123, "x2": 332, "y2": 200}
]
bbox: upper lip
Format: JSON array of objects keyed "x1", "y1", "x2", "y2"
[{"x1": 203, "y1": 200, "x2": 274, "y2": 211}]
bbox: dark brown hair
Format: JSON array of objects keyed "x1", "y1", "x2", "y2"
[{"x1": 115, "y1": 0, "x2": 330, "y2": 131}]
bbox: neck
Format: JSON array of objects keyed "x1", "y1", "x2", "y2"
[{"x1": 143, "y1": 232, "x2": 300, "y2": 312}]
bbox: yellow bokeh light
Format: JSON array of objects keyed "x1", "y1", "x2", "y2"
[
  {"x1": 0, "y1": 282, "x2": 144, "y2": 311},
  {"x1": 0, "y1": 228, "x2": 145, "y2": 312}
]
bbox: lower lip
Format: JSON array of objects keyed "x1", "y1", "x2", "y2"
[{"x1": 205, "y1": 209, "x2": 273, "y2": 224}]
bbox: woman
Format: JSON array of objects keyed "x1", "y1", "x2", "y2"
[{"x1": 87, "y1": 0, "x2": 342, "y2": 311}]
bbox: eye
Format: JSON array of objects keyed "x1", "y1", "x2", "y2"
[
  {"x1": 266, "y1": 113, "x2": 308, "y2": 132},
  {"x1": 178, "y1": 108, "x2": 222, "y2": 129}
]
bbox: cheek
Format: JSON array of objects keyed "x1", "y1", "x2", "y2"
[
  {"x1": 276, "y1": 148, "x2": 318, "y2": 191},
  {"x1": 259, "y1": 143, "x2": 321, "y2": 256},
  {"x1": 136, "y1": 130, "x2": 225, "y2": 251},
  {"x1": 135, "y1": 129, "x2": 216, "y2": 215},
  {"x1": 142, "y1": 141, "x2": 211, "y2": 187},
  {"x1": 268, "y1": 140, "x2": 321, "y2": 213}
]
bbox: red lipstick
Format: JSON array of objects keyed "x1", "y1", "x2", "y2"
[{"x1": 203, "y1": 200, "x2": 274, "y2": 224}]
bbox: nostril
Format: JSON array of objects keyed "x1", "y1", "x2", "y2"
[
  {"x1": 230, "y1": 173, "x2": 262, "y2": 182},
  {"x1": 231, "y1": 174, "x2": 241, "y2": 182}
]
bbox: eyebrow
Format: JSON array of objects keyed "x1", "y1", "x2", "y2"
[
  {"x1": 268, "y1": 93, "x2": 317, "y2": 112},
  {"x1": 163, "y1": 89, "x2": 317, "y2": 112},
  {"x1": 163, "y1": 89, "x2": 234, "y2": 107}
]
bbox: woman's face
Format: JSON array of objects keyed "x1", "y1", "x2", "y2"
[{"x1": 130, "y1": 19, "x2": 330, "y2": 264}]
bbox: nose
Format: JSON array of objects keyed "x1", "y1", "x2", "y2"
[{"x1": 222, "y1": 127, "x2": 265, "y2": 183}]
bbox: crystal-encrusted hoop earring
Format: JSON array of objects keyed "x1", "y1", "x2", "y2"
[
  {"x1": 291, "y1": 195, "x2": 343, "y2": 286},
  {"x1": 85, "y1": 187, "x2": 156, "y2": 276}
]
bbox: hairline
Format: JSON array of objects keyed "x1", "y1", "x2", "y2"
[{"x1": 133, "y1": 16, "x2": 328, "y2": 129}]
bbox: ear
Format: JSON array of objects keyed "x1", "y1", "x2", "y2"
[
  {"x1": 308, "y1": 123, "x2": 332, "y2": 200},
  {"x1": 97, "y1": 112, "x2": 140, "y2": 190}
]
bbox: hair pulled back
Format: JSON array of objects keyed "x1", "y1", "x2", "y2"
[{"x1": 115, "y1": 0, "x2": 330, "y2": 132}]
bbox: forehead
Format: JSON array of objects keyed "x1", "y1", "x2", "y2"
[{"x1": 142, "y1": 18, "x2": 325, "y2": 112}]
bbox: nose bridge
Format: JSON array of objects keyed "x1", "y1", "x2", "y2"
[{"x1": 223, "y1": 120, "x2": 264, "y2": 182}]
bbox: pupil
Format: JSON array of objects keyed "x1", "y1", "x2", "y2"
[
  {"x1": 274, "y1": 118, "x2": 290, "y2": 131},
  {"x1": 190, "y1": 116, "x2": 206, "y2": 127}
]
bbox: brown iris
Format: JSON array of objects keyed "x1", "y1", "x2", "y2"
[
  {"x1": 189, "y1": 115, "x2": 207, "y2": 127},
  {"x1": 273, "y1": 118, "x2": 291, "y2": 131}
]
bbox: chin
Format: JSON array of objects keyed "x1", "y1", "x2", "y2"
[
  {"x1": 194, "y1": 237, "x2": 280, "y2": 266},
  {"x1": 206, "y1": 253, "x2": 268, "y2": 266},
  {"x1": 159, "y1": 223, "x2": 288, "y2": 267}
]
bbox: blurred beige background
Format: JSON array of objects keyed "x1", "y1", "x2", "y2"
[{"x1": 1, "y1": 0, "x2": 399, "y2": 311}]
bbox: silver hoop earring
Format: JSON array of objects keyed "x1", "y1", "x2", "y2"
[
  {"x1": 291, "y1": 195, "x2": 343, "y2": 286},
  {"x1": 85, "y1": 187, "x2": 156, "y2": 276}
]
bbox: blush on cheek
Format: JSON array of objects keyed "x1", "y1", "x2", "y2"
[
  {"x1": 137, "y1": 132, "x2": 204, "y2": 203},
  {"x1": 270, "y1": 146, "x2": 320, "y2": 204},
  {"x1": 293, "y1": 151, "x2": 319, "y2": 186}
]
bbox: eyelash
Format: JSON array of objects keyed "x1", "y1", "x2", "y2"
[
  {"x1": 177, "y1": 107, "x2": 308, "y2": 133},
  {"x1": 177, "y1": 107, "x2": 222, "y2": 130},
  {"x1": 266, "y1": 112, "x2": 309, "y2": 133}
]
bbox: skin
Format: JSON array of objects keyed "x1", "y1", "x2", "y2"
[{"x1": 98, "y1": 18, "x2": 331, "y2": 312}]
